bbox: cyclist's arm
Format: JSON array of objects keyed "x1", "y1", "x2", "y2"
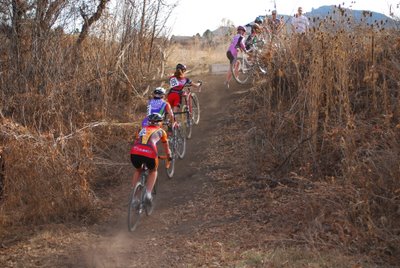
[
  {"x1": 160, "y1": 130, "x2": 171, "y2": 157},
  {"x1": 187, "y1": 79, "x2": 202, "y2": 90},
  {"x1": 165, "y1": 102, "x2": 175, "y2": 124}
]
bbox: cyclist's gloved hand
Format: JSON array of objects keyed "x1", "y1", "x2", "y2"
[{"x1": 197, "y1": 80, "x2": 203, "y2": 86}]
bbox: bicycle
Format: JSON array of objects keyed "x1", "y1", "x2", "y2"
[
  {"x1": 177, "y1": 82, "x2": 201, "y2": 139},
  {"x1": 163, "y1": 118, "x2": 185, "y2": 170},
  {"x1": 127, "y1": 155, "x2": 169, "y2": 232},
  {"x1": 231, "y1": 40, "x2": 267, "y2": 85}
]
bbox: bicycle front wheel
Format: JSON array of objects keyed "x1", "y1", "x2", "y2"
[
  {"x1": 128, "y1": 183, "x2": 144, "y2": 232},
  {"x1": 181, "y1": 105, "x2": 193, "y2": 139},
  {"x1": 190, "y1": 93, "x2": 200, "y2": 125},
  {"x1": 231, "y1": 57, "x2": 251, "y2": 85},
  {"x1": 175, "y1": 125, "x2": 186, "y2": 159},
  {"x1": 165, "y1": 138, "x2": 175, "y2": 178}
]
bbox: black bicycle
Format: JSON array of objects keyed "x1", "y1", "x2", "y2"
[{"x1": 127, "y1": 156, "x2": 168, "y2": 232}]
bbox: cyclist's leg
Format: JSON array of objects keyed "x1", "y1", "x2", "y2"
[
  {"x1": 225, "y1": 51, "x2": 234, "y2": 85},
  {"x1": 130, "y1": 154, "x2": 143, "y2": 187},
  {"x1": 144, "y1": 157, "x2": 157, "y2": 194}
]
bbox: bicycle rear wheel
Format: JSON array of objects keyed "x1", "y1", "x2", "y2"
[
  {"x1": 175, "y1": 125, "x2": 186, "y2": 159},
  {"x1": 181, "y1": 105, "x2": 193, "y2": 139},
  {"x1": 128, "y1": 183, "x2": 144, "y2": 232},
  {"x1": 190, "y1": 93, "x2": 200, "y2": 125},
  {"x1": 231, "y1": 57, "x2": 252, "y2": 85}
]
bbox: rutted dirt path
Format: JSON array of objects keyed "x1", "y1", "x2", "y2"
[
  {"x1": 67, "y1": 74, "x2": 245, "y2": 267},
  {"x1": 1, "y1": 74, "x2": 376, "y2": 268}
]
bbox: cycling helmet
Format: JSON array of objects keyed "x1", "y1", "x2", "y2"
[
  {"x1": 153, "y1": 87, "x2": 166, "y2": 96},
  {"x1": 254, "y1": 16, "x2": 264, "y2": 25},
  {"x1": 148, "y1": 113, "x2": 164, "y2": 123},
  {"x1": 237, "y1": 25, "x2": 246, "y2": 32},
  {"x1": 252, "y1": 23, "x2": 261, "y2": 33},
  {"x1": 176, "y1": 63, "x2": 187, "y2": 71}
]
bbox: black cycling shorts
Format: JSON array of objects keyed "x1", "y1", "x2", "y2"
[
  {"x1": 131, "y1": 154, "x2": 157, "y2": 170},
  {"x1": 226, "y1": 51, "x2": 235, "y2": 64}
]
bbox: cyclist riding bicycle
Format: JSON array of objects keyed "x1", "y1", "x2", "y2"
[
  {"x1": 168, "y1": 63, "x2": 202, "y2": 114},
  {"x1": 141, "y1": 87, "x2": 175, "y2": 127},
  {"x1": 130, "y1": 113, "x2": 171, "y2": 204},
  {"x1": 245, "y1": 23, "x2": 262, "y2": 51}
]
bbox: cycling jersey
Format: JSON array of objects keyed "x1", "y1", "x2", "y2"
[
  {"x1": 130, "y1": 125, "x2": 168, "y2": 159},
  {"x1": 169, "y1": 76, "x2": 191, "y2": 93},
  {"x1": 245, "y1": 34, "x2": 259, "y2": 51},
  {"x1": 168, "y1": 76, "x2": 191, "y2": 108},
  {"x1": 227, "y1": 34, "x2": 246, "y2": 59},
  {"x1": 141, "y1": 98, "x2": 168, "y2": 127}
]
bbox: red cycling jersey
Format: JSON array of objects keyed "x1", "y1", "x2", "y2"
[
  {"x1": 168, "y1": 76, "x2": 191, "y2": 108},
  {"x1": 130, "y1": 125, "x2": 168, "y2": 159}
]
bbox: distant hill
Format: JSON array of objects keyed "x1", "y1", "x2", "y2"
[
  {"x1": 306, "y1": 5, "x2": 397, "y2": 28},
  {"x1": 243, "y1": 5, "x2": 397, "y2": 32}
]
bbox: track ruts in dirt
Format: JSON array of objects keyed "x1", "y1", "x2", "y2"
[{"x1": 61, "y1": 74, "x2": 247, "y2": 267}]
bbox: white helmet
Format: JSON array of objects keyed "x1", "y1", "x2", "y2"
[{"x1": 153, "y1": 87, "x2": 166, "y2": 96}]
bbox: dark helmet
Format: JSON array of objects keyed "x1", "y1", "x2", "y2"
[
  {"x1": 237, "y1": 25, "x2": 246, "y2": 32},
  {"x1": 254, "y1": 16, "x2": 264, "y2": 25},
  {"x1": 176, "y1": 63, "x2": 187, "y2": 71},
  {"x1": 153, "y1": 87, "x2": 166, "y2": 96},
  {"x1": 148, "y1": 113, "x2": 164, "y2": 123}
]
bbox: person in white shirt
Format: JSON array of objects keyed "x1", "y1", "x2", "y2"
[{"x1": 291, "y1": 7, "x2": 309, "y2": 34}]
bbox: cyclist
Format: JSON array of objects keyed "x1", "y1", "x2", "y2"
[
  {"x1": 141, "y1": 87, "x2": 175, "y2": 127},
  {"x1": 245, "y1": 23, "x2": 262, "y2": 51},
  {"x1": 167, "y1": 63, "x2": 202, "y2": 114},
  {"x1": 254, "y1": 16, "x2": 264, "y2": 26},
  {"x1": 130, "y1": 113, "x2": 171, "y2": 204},
  {"x1": 225, "y1": 25, "x2": 248, "y2": 88}
]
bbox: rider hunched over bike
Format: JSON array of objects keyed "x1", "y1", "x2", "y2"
[
  {"x1": 167, "y1": 63, "x2": 202, "y2": 114},
  {"x1": 142, "y1": 87, "x2": 175, "y2": 128},
  {"x1": 130, "y1": 113, "x2": 171, "y2": 205},
  {"x1": 225, "y1": 25, "x2": 249, "y2": 88}
]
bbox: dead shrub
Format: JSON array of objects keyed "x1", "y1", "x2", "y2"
[
  {"x1": 0, "y1": 119, "x2": 97, "y2": 230},
  {"x1": 240, "y1": 7, "x2": 400, "y2": 265}
]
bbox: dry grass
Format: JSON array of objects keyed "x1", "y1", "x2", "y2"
[{"x1": 235, "y1": 7, "x2": 400, "y2": 266}]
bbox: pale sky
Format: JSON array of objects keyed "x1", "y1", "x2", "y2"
[{"x1": 167, "y1": 0, "x2": 399, "y2": 36}]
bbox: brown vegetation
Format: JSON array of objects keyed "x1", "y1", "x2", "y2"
[
  {"x1": 0, "y1": 0, "x2": 173, "y2": 233},
  {"x1": 0, "y1": 2, "x2": 399, "y2": 266},
  {"x1": 240, "y1": 8, "x2": 400, "y2": 265}
]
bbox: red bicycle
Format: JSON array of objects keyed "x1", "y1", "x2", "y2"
[{"x1": 179, "y1": 82, "x2": 201, "y2": 139}]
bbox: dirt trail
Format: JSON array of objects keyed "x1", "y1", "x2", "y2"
[{"x1": 61, "y1": 74, "x2": 246, "y2": 267}]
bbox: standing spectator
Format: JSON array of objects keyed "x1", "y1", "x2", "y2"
[
  {"x1": 267, "y1": 10, "x2": 283, "y2": 36},
  {"x1": 225, "y1": 25, "x2": 247, "y2": 88},
  {"x1": 291, "y1": 7, "x2": 309, "y2": 34}
]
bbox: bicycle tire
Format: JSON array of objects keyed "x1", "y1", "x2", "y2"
[
  {"x1": 128, "y1": 182, "x2": 144, "y2": 232},
  {"x1": 165, "y1": 137, "x2": 175, "y2": 178},
  {"x1": 231, "y1": 57, "x2": 251, "y2": 85},
  {"x1": 190, "y1": 93, "x2": 200, "y2": 125},
  {"x1": 146, "y1": 174, "x2": 158, "y2": 216},
  {"x1": 175, "y1": 124, "x2": 186, "y2": 159},
  {"x1": 181, "y1": 105, "x2": 193, "y2": 139}
]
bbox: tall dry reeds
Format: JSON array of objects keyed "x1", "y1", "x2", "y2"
[
  {"x1": 0, "y1": 0, "x2": 175, "y2": 231},
  {"x1": 244, "y1": 6, "x2": 400, "y2": 264}
]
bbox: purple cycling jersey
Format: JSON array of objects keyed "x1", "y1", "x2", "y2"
[
  {"x1": 227, "y1": 34, "x2": 246, "y2": 58},
  {"x1": 141, "y1": 98, "x2": 167, "y2": 127}
]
